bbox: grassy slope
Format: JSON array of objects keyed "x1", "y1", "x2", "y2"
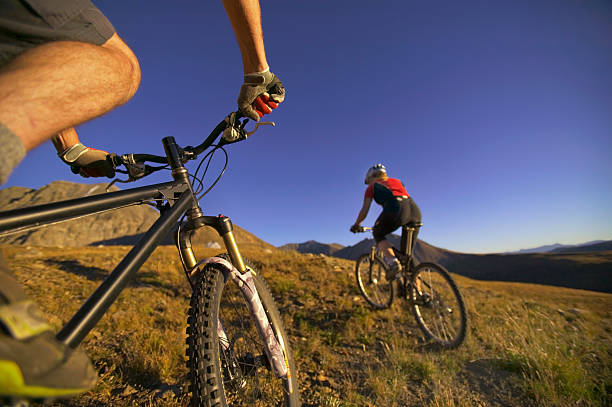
[{"x1": 2, "y1": 245, "x2": 610, "y2": 407}]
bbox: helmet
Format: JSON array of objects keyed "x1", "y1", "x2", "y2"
[{"x1": 364, "y1": 163, "x2": 386, "y2": 184}]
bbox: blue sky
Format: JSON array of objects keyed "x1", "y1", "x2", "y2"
[{"x1": 4, "y1": 0, "x2": 611, "y2": 253}]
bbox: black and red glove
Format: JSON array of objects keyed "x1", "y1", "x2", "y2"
[{"x1": 237, "y1": 69, "x2": 285, "y2": 121}]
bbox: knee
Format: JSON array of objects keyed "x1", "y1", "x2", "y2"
[
  {"x1": 103, "y1": 33, "x2": 141, "y2": 103},
  {"x1": 377, "y1": 238, "x2": 391, "y2": 251},
  {"x1": 122, "y1": 51, "x2": 141, "y2": 102}
]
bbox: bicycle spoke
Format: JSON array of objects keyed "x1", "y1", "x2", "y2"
[
  {"x1": 428, "y1": 287, "x2": 451, "y2": 341},
  {"x1": 187, "y1": 263, "x2": 299, "y2": 406},
  {"x1": 434, "y1": 294, "x2": 458, "y2": 341},
  {"x1": 220, "y1": 283, "x2": 284, "y2": 404},
  {"x1": 436, "y1": 311, "x2": 452, "y2": 341}
]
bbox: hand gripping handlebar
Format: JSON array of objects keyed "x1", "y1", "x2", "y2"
[{"x1": 106, "y1": 112, "x2": 275, "y2": 185}]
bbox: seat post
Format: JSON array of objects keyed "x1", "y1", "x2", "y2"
[
  {"x1": 400, "y1": 225, "x2": 414, "y2": 257},
  {"x1": 401, "y1": 221, "x2": 423, "y2": 258}
]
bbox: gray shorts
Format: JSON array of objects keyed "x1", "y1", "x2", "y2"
[{"x1": 0, "y1": 0, "x2": 115, "y2": 68}]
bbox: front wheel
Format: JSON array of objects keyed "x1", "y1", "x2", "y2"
[
  {"x1": 355, "y1": 253, "x2": 394, "y2": 309},
  {"x1": 409, "y1": 262, "x2": 467, "y2": 348},
  {"x1": 187, "y1": 262, "x2": 300, "y2": 406}
]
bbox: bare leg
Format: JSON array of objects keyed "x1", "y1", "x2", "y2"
[{"x1": 0, "y1": 33, "x2": 140, "y2": 152}]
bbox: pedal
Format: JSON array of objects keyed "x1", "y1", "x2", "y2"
[{"x1": 397, "y1": 284, "x2": 407, "y2": 298}]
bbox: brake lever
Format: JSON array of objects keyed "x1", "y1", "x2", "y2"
[
  {"x1": 182, "y1": 148, "x2": 196, "y2": 161},
  {"x1": 224, "y1": 119, "x2": 275, "y2": 142},
  {"x1": 222, "y1": 111, "x2": 276, "y2": 144},
  {"x1": 245, "y1": 121, "x2": 275, "y2": 137},
  {"x1": 105, "y1": 154, "x2": 148, "y2": 191}
]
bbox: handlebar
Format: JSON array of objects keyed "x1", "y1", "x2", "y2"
[
  {"x1": 184, "y1": 112, "x2": 273, "y2": 158},
  {"x1": 352, "y1": 226, "x2": 372, "y2": 233},
  {"x1": 107, "y1": 111, "x2": 274, "y2": 183}
]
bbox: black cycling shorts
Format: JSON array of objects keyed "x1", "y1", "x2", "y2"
[
  {"x1": 0, "y1": 0, "x2": 115, "y2": 68},
  {"x1": 372, "y1": 197, "x2": 422, "y2": 243}
]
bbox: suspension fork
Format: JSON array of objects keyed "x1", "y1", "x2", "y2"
[
  {"x1": 176, "y1": 211, "x2": 247, "y2": 274},
  {"x1": 176, "y1": 213, "x2": 290, "y2": 380},
  {"x1": 165, "y1": 135, "x2": 288, "y2": 379},
  {"x1": 369, "y1": 245, "x2": 376, "y2": 261},
  {"x1": 367, "y1": 246, "x2": 380, "y2": 282}
]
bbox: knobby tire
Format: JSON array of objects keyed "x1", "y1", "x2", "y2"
[
  {"x1": 186, "y1": 262, "x2": 300, "y2": 406},
  {"x1": 355, "y1": 253, "x2": 394, "y2": 309},
  {"x1": 409, "y1": 262, "x2": 467, "y2": 348}
]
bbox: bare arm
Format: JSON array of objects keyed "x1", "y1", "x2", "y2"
[
  {"x1": 222, "y1": 0, "x2": 269, "y2": 74},
  {"x1": 51, "y1": 128, "x2": 79, "y2": 153},
  {"x1": 354, "y1": 197, "x2": 373, "y2": 226}
]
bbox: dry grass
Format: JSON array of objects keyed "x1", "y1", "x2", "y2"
[{"x1": 1, "y1": 245, "x2": 610, "y2": 406}]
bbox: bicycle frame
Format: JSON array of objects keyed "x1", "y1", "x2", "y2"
[
  {"x1": 362, "y1": 225, "x2": 421, "y2": 297},
  {"x1": 0, "y1": 179, "x2": 193, "y2": 348},
  {"x1": 0, "y1": 136, "x2": 287, "y2": 379}
]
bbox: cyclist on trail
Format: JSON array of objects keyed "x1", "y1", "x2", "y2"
[
  {"x1": 350, "y1": 164, "x2": 422, "y2": 280},
  {"x1": 0, "y1": 0, "x2": 284, "y2": 400}
]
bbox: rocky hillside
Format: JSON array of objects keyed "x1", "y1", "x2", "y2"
[
  {"x1": 0, "y1": 181, "x2": 274, "y2": 251},
  {"x1": 279, "y1": 240, "x2": 344, "y2": 256},
  {"x1": 332, "y1": 234, "x2": 454, "y2": 265}
]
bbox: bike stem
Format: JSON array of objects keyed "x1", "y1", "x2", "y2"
[{"x1": 162, "y1": 137, "x2": 248, "y2": 274}]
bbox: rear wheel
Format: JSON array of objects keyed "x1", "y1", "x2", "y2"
[
  {"x1": 355, "y1": 253, "x2": 394, "y2": 309},
  {"x1": 187, "y1": 262, "x2": 300, "y2": 406},
  {"x1": 409, "y1": 262, "x2": 467, "y2": 348}
]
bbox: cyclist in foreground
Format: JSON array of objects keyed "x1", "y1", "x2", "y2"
[
  {"x1": 351, "y1": 164, "x2": 422, "y2": 280},
  {"x1": 0, "y1": 0, "x2": 284, "y2": 400}
]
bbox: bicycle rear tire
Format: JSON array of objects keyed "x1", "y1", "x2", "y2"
[
  {"x1": 186, "y1": 262, "x2": 300, "y2": 407},
  {"x1": 355, "y1": 253, "x2": 394, "y2": 309},
  {"x1": 409, "y1": 262, "x2": 467, "y2": 348}
]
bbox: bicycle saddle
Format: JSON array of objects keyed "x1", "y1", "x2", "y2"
[{"x1": 404, "y1": 221, "x2": 423, "y2": 228}]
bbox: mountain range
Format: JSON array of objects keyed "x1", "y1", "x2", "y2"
[
  {"x1": 1, "y1": 181, "x2": 610, "y2": 293},
  {"x1": 282, "y1": 237, "x2": 611, "y2": 258},
  {"x1": 279, "y1": 240, "x2": 344, "y2": 256},
  {"x1": 281, "y1": 236, "x2": 612, "y2": 293},
  {"x1": 280, "y1": 235, "x2": 449, "y2": 263},
  {"x1": 509, "y1": 240, "x2": 608, "y2": 254}
]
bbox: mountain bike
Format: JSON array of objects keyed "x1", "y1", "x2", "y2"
[
  {"x1": 0, "y1": 112, "x2": 300, "y2": 406},
  {"x1": 354, "y1": 224, "x2": 467, "y2": 348}
]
